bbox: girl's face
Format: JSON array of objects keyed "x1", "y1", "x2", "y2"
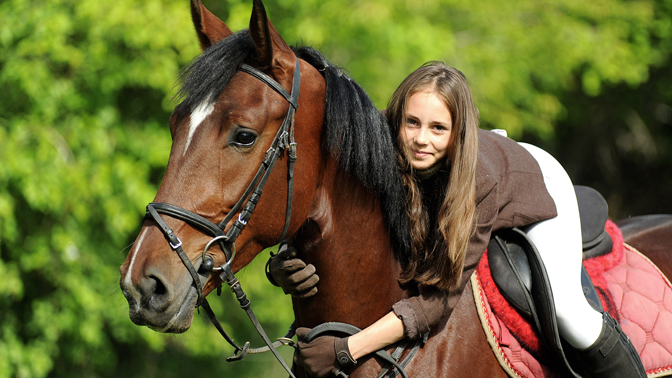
[{"x1": 400, "y1": 89, "x2": 453, "y2": 170}]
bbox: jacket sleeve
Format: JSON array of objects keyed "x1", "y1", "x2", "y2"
[{"x1": 391, "y1": 286, "x2": 450, "y2": 339}]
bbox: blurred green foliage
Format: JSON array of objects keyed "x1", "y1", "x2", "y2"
[{"x1": 0, "y1": 0, "x2": 671, "y2": 377}]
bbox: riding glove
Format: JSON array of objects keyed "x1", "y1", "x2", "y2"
[
  {"x1": 266, "y1": 243, "x2": 319, "y2": 298},
  {"x1": 295, "y1": 327, "x2": 356, "y2": 378}
]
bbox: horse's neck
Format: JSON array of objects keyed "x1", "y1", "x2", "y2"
[{"x1": 292, "y1": 160, "x2": 408, "y2": 329}]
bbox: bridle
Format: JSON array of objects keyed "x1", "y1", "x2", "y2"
[{"x1": 144, "y1": 57, "x2": 301, "y2": 378}]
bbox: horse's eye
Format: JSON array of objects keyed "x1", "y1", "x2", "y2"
[{"x1": 233, "y1": 131, "x2": 257, "y2": 147}]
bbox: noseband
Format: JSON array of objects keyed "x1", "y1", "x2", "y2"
[{"x1": 144, "y1": 57, "x2": 301, "y2": 377}]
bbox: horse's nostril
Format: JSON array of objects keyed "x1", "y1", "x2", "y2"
[
  {"x1": 143, "y1": 273, "x2": 172, "y2": 312},
  {"x1": 152, "y1": 276, "x2": 167, "y2": 297}
]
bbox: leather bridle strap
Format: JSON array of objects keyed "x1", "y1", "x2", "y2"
[
  {"x1": 218, "y1": 58, "x2": 300, "y2": 242},
  {"x1": 145, "y1": 57, "x2": 301, "y2": 295},
  {"x1": 142, "y1": 57, "x2": 301, "y2": 378},
  {"x1": 146, "y1": 204, "x2": 208, "y2": 305}
]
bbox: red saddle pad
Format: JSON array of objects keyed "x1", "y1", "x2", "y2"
[{"x1": 472, "y1": 220, "x2": 672, "y2": 378}]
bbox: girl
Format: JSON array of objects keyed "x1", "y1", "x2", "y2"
[{"x1": 270, "y1": 62, "x2": 645, "y2": 378}]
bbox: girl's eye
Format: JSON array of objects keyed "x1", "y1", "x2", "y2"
[
  {"x1": 406, "y1": 118, "x2": 418, "y2": 126},
  {"x1": 233, "y1": 131, "x2": 257, "y2": 147}
]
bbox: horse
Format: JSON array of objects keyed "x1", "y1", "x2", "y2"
[{"x1": 119, "y1": 1, "x2": 672, "y2": 376}]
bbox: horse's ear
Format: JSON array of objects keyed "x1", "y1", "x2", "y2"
[
  {"x1": 249, "y1": 0, "x2": 292, "y2": 70},
  {"x1": 191, "y1": 0, "x2": 233, "y2": 50}
]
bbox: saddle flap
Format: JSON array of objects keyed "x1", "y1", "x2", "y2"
[
  {"x1": 488, "y1": 228, "x2": 582, "y2": 377},
  {"x1": 487, "y1": 236, "x2": 534, "y2": 319},
  {"x1": 490, "y1": 234, "x2": 605, "y2": 320}
]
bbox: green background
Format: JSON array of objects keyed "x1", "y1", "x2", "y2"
[{"x1": 1, "y1": 0, "x2": 671, "y2": 376}]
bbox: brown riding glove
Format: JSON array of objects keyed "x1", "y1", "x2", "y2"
[
  {"x1": 266, "y1": 243, "x2": 319, "y2": 298},
  {"x1": 294, "y1": 327, "x2": 356, "y2": 378}
]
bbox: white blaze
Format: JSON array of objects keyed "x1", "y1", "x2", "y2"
[
  {"x1": 123, "y1": 228, "x2": 148, "y2": 305},
  {"x1": 184, "y1": 100, "x2": 215, "y2": 155}
]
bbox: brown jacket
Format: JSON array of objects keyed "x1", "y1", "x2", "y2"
[{"x1": 393, "y1": 129, "x2": 558, "y2": 339}]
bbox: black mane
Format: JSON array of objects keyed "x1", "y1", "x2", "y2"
[
  {"x1": 293, "y1": 46, "x2": 410, "y2": 258},
  {"x1": 176, "y1": 32, "x2": 410, "y2": 259}
]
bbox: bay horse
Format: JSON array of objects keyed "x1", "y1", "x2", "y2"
[{"x1": 119, "y1": 0, "x2": 672, "y2": 376}]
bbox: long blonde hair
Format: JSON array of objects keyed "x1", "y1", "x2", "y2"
[{"x1": 387, "y1": 62, "x2": 479, "y2": 290}]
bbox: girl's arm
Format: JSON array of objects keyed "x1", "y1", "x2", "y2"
[
  {"x1": 348, "y1": 311, "x2": 405, "y2": 359},
  {"x1": 295, "y1": 287, "x2": 451, "y2": 377}
]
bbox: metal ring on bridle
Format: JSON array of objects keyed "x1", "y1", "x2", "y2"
[{"x1": 202, "y1": 235, "x2": 236, "y2": 272}]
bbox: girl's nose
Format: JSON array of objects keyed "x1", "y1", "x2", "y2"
[{"x1": 414, "y1": 127, "x2": 429, "y2": 145}]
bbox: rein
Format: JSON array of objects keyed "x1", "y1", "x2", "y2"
[{"x1": 144, "y1": 57, "x2": 301, "y2": 378}]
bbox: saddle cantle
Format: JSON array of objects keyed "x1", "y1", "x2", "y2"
[{"x1": 576, "y1": 185, "x2": 613, "y2": 258}]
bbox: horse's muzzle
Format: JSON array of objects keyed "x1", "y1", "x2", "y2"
[{"x1": 120, "y1": 267, "x2": 199, "y2": 333}]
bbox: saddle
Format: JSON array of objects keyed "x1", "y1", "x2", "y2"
[{"x1": 486, "y1": 185, "x2": 612, "y2": 377}]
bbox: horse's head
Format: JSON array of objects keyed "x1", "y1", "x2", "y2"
[{"x1": 119, "y1": 0, "x2": 325, "y2": 333}]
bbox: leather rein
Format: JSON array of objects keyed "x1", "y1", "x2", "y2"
[{"x1": 144, "y1": 57, "x2": 301, "y2": 378}]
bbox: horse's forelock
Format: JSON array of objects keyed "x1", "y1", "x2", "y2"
[{"x1": 176, "y1": 30, "x2": 256, "y2": 112}]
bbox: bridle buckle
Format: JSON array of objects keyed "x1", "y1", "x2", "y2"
[{"x1": 170, "y1": 237, "x2": 183, "y2": 250}]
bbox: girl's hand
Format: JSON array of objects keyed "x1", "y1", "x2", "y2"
[
  {"x1": 266, "y1": 244, "x2": 319, "y2": 298},
  {"x1": 294, "y1": 327, "x2": 356, "y2": 378}
]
